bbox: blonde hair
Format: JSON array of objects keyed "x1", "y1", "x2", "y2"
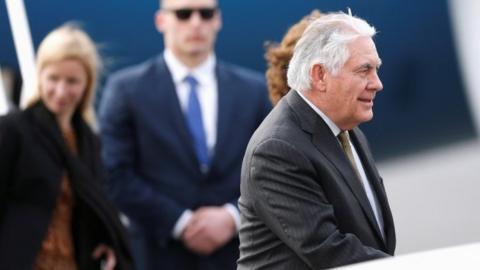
[{"x1": 31, "y1": 23, "x2": 101, "y2": 127}]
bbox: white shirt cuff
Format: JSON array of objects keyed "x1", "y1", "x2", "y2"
[
  {"x1": 224, "y1": 203, "x2": 241, "y2": 232},
  {"x1": 172, "y1": 209, "x2": 193, "y2": 239}
]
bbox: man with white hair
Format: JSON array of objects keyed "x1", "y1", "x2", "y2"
[{"x1": 237, "y1": 12, "x2": 396, "y2": 269}]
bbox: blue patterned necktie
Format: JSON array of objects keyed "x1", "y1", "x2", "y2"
[{"x1": 184, "y1": 75, "x2": 209, "y2": 172}]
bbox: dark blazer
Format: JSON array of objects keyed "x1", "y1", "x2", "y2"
[
  {"x1": 237, "y1": 90, "x2": 395, "y2": 270},
  {"x1": 99, "y1": 55, "x2": 271, "y2": 270},
  {"x1": 0, "y1": 102, "x2": 133, "y2": 270}
]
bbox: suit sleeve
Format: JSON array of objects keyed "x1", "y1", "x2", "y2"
[
  {"x1": 247, "y1": 138, "x2": 388, "y2": 269},
  {"x1": 98, "y1": 76, "x2": 184, "y2": 245}
]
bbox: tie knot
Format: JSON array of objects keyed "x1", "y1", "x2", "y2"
[
  {"x1": 337, "y1": 130, "x2": 360, "y2": 178},
  {"x1": 184, "y1": 75, "x2": 198, "y2": 87},
  {"x1": 338, "y1": 131, "x2": 350, "y2": 145}
]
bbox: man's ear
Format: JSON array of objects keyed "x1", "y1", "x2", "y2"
[
  {"x1": 310, "y1": 63, "x2": 327, "y2": 92},
  {"x1": 154, "y1": 10, "x2": 165, "y2": 33}
]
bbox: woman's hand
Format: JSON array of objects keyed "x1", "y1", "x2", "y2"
[{"x1": 92, "y1": 243, "x2": 116, "y2": 270}]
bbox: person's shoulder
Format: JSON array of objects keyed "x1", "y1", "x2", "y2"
[
  {"x1": 246, "y1": 113, "x2": 305, "y2": 163},
  {"x1": 108, "y1": 54, "x2": 165, "y2": 85},
  {"x1": 0, "y1": 109, "x2": 29, "y2": 136},
  {"x1": 217, "y1": 60, "x2": 265, "y2": 86},
  {"x1": 103, "y1": 55, "x2": 167, "y2": 99},
  {"x1": 0, "y1": 109, "x2": 26, "y2": 125},
  {"x1": 252, "y1": 99, "x2": 298, "y2": 139}
]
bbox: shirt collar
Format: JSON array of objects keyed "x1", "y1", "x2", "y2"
[
  {"x1": 295, "y1": 89, "x2": 341, "y2": 136},
  {"x1": 163, "y1": 49, "x2": 216, "y2": 86}
]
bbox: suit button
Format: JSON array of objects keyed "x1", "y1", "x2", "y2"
[{"x1": 200, "y1": 164, "x2": 209, "y2": 174}]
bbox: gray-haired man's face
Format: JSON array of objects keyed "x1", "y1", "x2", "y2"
[{"x1": 321, "y1": 36, "x2": 383, "y2": 130}]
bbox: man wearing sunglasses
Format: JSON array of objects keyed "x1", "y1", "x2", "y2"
[{"x1": 99, "y1": 0, "x2": 271, "y2": 270}]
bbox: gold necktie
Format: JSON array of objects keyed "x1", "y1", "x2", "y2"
[{"x1": 338, "y1": 131, "x2": 360, "y2": 176}]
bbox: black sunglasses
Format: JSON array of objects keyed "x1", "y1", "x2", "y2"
[{"x1": 166, "y1": 7, "x2": 218, "y2": 21}]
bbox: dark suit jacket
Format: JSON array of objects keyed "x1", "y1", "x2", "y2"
[
  {"x1": 237, "y1": 90, "x2": 395, "y2": 270},
  {"x1": 0, "y1": 102, "x2": 133, "y2": 270},
  {"x1": 99, "y1": 55, "x2": 271, "y2": 270}
]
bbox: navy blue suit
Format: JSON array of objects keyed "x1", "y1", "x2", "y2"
[{"x1": 99, "y1": 55, "x2": 271, "y2": 270}]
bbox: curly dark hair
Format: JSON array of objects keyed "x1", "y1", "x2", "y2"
[{"x1": 265, "y1": 10, "x2": 322, "y2": 105}]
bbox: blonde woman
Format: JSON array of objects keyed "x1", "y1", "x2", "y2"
[{"x1": 0, "y1": 24, "x2": 133, "y2": 270}]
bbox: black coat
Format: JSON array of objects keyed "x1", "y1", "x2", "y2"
[{"x1": 0, "y1": 102, "x2": 134, "y2": 270}]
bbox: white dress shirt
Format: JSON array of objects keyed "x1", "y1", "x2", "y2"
[
  {"x1": 296, "y1": 90, "x2": 385, "y2": 238},
  {"x1": 164, "y1": 50, "x2": 241, "y2": 238},
  {"x1": 164, "y1": 49, "x2": 217, "y2": 154}
]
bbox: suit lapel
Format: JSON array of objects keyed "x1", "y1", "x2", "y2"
[
  {"x1": 210, "y1": 62, "x2": 235, "y2": 167},
  {"x1": 27, "y1": 103, "x2": 66, "y2": 168},
  {"x1": 350, "y1": 129, "x2": 396, "y2": 251},
  {"x1": 29, "y1": 102, "x2": 97, "y2": 177},
  {"x1": 154, "y1": 56, "x2": 200, "y2": 169},
  {"x1": 312, "y1": 127, "x2": 384, "y2": 244},
  {"x1": 286, "y1": 91, "x2": 385, "y2": 245}
]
